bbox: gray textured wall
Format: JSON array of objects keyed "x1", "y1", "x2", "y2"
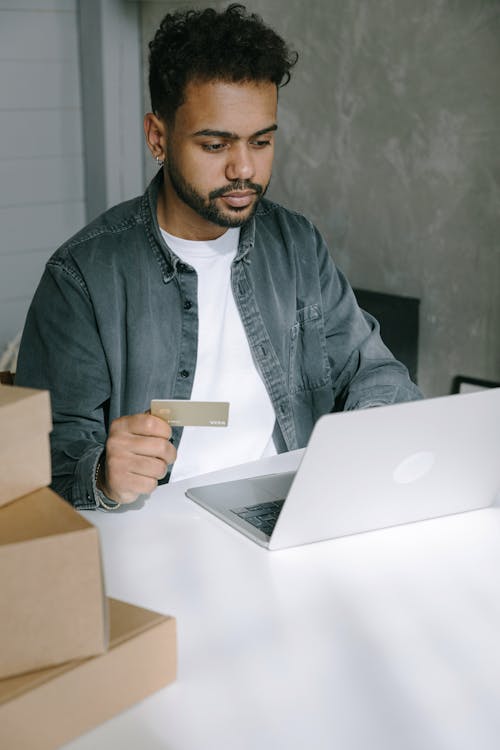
[{"x1": 141, "y1": 1, "x2": 500, "y2": 396}]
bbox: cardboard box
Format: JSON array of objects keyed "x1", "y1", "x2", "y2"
[
  {"x1": 0, "y1": 487, "x2": 107, "y2": 679},
  {"x1": 0, "y1": 384, "x2": 52, "y2": 507},
  {"x1": 0, "y1": 598, "x2": 177, "y2": 750}
]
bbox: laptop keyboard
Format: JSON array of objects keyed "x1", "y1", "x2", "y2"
[{"x1": 231, "y1": 499, "x2": 285, "y2": 536}]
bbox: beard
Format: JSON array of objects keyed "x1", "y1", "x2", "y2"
[{"x1": 165, "y1": 148, "x2": 268, "y2": 228}]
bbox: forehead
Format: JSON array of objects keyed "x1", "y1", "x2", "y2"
[{"x1": 174, "y1": 79, "x2": 278, "y2": 135}]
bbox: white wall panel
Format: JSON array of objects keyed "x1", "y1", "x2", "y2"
[
  {"x1": 0, "y1": 9, "x2": 78, "y2": 60},
  {"x1": 0, "y1": 249, "x2": 49, "y2": 301},
  {"x1": 0, "y1": 61, "x2": 80, "y2": 110},
  {"x1": 0, "y1": 0, "x2": 85, "y2": 352},
  {"x1": 0, "y1": 156, "x2": 84, "y2": 207},
  {"x1": 0, "y1": 298, "x2": 31, "y2": 352},
  {"x1": 0, "y1": 2, "x2": 75, "y2": 9},
  {"x1": 0, "y1": 202, "x2": 85, "y2": 256},
  {"x1": 0, "y1": 109, "x2": 82, "y2": 159}
]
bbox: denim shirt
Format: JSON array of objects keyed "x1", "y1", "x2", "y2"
[{"x1": 16, "y1": 171, "x2": 421, "y2": 509}]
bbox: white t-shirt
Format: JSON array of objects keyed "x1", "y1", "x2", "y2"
[{"x1": 161, "y1": 227, "x2": 277, "y2": 482}]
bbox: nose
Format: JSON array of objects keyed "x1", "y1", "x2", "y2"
[{"x1": 225, "y1": 142, "x2": 255, "y2": 182}]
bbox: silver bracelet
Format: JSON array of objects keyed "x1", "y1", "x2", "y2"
[{"x1": 94, "y1": 454, "x2": 121, "y2": 511}]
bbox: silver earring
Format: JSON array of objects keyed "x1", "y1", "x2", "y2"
[{"x1": 155, "y1": 155, "x2": 164, "y2": 167}]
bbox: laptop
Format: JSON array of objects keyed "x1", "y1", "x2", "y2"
[{"x1": 185, "y1": 389, "x2": 500, "y2": 550}]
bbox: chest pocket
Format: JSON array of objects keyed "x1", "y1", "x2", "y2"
[{"x1": 288, "y1": 304, "x2": 331, "y2": 394}]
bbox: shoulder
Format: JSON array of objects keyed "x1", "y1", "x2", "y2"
[
  {"x1": 254, "y1": 198, "x2": 328, "y2": 258},
  {"x1": 39, "y1": 194, "x2": 148, "y2": 299},
  {"x1": 255, "y1": 198, "x2": 315, "y2": 231},
  {"x1": 49, "y1": 194, "x2": 145, "y2": 268}
]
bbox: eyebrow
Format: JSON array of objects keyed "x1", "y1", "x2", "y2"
[{"x1": 192, "y1": 124, "x2": 278, "y2": 139}]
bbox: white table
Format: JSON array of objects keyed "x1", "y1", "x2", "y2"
[{"x1": 66, "y1": 451, "x2": 500, "y2": 750}]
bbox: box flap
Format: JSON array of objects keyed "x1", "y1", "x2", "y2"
[
  {"x1": 105, "y1": 598, "x2": 169, "y2": 646},
  {"x1": 0, "y1": 599, "x2": 173, "y2": 705},
  {"x1": 0, "y1": 488, "x2": 93, "y2": 546}
]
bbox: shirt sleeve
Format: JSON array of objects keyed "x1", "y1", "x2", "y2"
[
  {"x1": 314, "y1": 226, "x2": 423, "y2": 409},
  {"x1": 15, "y1": 259, "x2": 111, "y2": 509}
]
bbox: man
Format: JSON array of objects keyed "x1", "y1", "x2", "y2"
[{"x1": 16, "y1": 4, "x2": 421, "y2": 511}]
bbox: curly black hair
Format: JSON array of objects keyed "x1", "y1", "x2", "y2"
[{"x1": 148, "y1": 3, "x2": 298, "y2": 122}]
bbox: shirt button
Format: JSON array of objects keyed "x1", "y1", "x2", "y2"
[
  {"x1": 183, "y1": 300, "x2": 192, "y2": 310},
  {"x1": 180, "y1": 369, "x2": 190, "y2": 378}
]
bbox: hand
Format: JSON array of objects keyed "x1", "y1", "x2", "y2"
[{"x1": 98, "y1": 413, "x2": 177, "y2": 504}]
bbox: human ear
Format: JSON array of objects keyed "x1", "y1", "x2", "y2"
[{"x1": 144, "y1": 112, "x2": 167, "y2": 165}]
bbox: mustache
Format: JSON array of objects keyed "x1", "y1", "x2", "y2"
[{"x1": 209, "y1": 180, "x2": 264, "y2": 200}]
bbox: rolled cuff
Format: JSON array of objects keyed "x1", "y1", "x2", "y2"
[{"x1": 67, "y1": 444, "x2": 104, "y2": 510}]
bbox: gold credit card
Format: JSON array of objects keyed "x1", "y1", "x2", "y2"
[{"x1": 151, "y1": 399, "x2": 230, "y2": 427}]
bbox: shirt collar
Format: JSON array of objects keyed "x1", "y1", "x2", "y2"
[{"x1": 143, "y1": 170, "x2": 255, "y2": 280}]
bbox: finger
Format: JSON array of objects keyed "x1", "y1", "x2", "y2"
[
  {"x1": 127, "y1": 434, "x2": 176, "y2": 463},
  {"x1": 118, "y1": 474, "x2": 159, "y2": 501},
  {"x1": 113, "y1": 413, "x2": 172, "y2": 440},
  {"x1": 100, "y1": 459, "x2": 159, "y2": 504},
  {"x1": 128, "y1": 455, "x2": 170, "y2": 481},
  {"x1": 132, "y1": 413, "x2": 172, "y2": 438},
  {"x1": 106, "y1": 435, "x2": 176, "y2": 471}
]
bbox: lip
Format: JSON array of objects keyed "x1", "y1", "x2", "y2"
[{"x1": 220, "y1": 191, "x2": 256, "y2": 208}]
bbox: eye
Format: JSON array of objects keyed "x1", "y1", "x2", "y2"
[
  {"x1": 251, "y1": 139, "x2": 272, "y2": 149},
  {"x1": 201, "y1": 142, "x2": 227, "y2": 152}
]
